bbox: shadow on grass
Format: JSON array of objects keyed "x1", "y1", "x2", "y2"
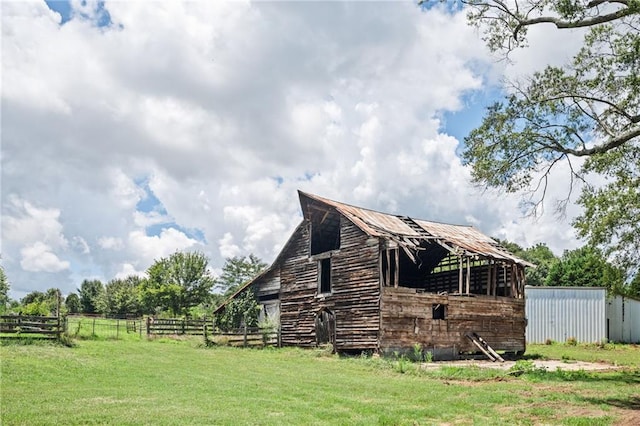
[
  {"x1": 580, "y1": 395, "x2": 640, "y2": 411},
  {"x1": 525, "y1": 369, "x2": 640, "y2": 385}
]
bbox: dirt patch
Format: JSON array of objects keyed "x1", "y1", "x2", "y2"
[{"x1": 421, "y1": 359, "x2": 622, "y2": 371}]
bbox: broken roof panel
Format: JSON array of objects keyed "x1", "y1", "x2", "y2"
[{"x1": 299, "y1": 191, "x2": 533, "y2": 266}]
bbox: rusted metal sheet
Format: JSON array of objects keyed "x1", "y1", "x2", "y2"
[{"x1": 299, "y1": 191, "x2": 533, "y2": 267}]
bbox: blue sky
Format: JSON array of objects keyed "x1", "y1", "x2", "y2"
[{"x1": 2, "y1": 1, "x2": 582, "y2": 299}]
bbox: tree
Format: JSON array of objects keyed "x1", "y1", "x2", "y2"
[
  {"x1": 628, "y1": 273, "x2": 640, "y2": 298},
  {"x1": 495, "y1": 239, "x2": 558, "y2": 286},
  {"x1": 214, "y1": 288, "x2": 260, "y2": 331},
  {"x1": 65, "y1": 292, "x2": 81, "y2": 314},
  {"x1": 545, "y1": 246, "x2": 625, "y2": 293},
  {"x1": 101, "y1": 276, "x2": 143, "y2": 317},
  {"x1": 19, "y1": 288, "x2": 62, "y2": 316},
  {"x1": 522, "y1": 243, "x2": 558, "y2": 286},
  {"x1": 78, "y1": 279, "x2": 105, "y2": 314},
  {"x1": 142, "y1": 251, "x2": 215, "y2": 317},
  {"x1": 214, "y1": 254, "x2": 268, "y2": 296},
  {"x1": 443, "y1": 0, "x2": 640, "y2": 273},
  {"x1": 0, "y1": 266, "x2": 9, "y2": 314}
]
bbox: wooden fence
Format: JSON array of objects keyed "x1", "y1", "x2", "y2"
[
  {"x1": 146, "y1": 317, "x2": 280, "y2": 347},
  {"x1": 146, "y1": 318, "x2": 211, "y2": 336},
  {"x1": 207, "y1": 326, "x2": 280, "y2": 348},
  {"x1": 0, "y1": 315, "x2": 64, "y2": 339}
]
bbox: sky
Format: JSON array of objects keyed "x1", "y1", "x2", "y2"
[{"x1": 1, "y1": 0, "x2": 587, "y2": 300}]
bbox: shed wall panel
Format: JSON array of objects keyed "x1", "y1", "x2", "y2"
[
  {"x1": 607, "y1": 296, "x2": 640, "y2": 343},
  {"x1": 525, "y1": 287, "x2": 606, "y2": 343}
]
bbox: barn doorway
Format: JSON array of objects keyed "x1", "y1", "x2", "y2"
[{"x1": 315, "y1": 309, "x2": 335, "y2": 347}]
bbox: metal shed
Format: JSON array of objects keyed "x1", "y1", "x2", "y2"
[
  {"x1": 525, "y1": 286, "x2": 607, "y2": 344},
  {"x1": 607, "y1": 295, "x2": 640, "y2": 343},
  {"x1": 525, "y1": 286, "x2": 640, "y2": 344}
]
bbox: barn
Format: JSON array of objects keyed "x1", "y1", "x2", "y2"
[{"x1": 215, "y1": 191, "x2": 533, "y2": 359}]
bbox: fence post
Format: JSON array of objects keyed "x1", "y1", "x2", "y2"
[
  {"x1": 146, "y1": 317, "x2": 151, "y2": 336},
  {"x1": 243, "y1": 323, "x2": 248, "y2": 347},
  {"x1": 92, "y1": 318, "x2": 96, "y2": 336},
  {"x1": 182, "y1": 318, "x2": 186, "y2": 335},
  {"x1": 116, "y1": 319, "x2": 120, "y2": 340}
]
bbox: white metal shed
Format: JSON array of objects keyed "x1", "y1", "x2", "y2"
[
  {"x1": 607, "y1": 295, "x2": 640, "y2": 343},
  {"x1": 525, "y1": 286, "x2": 606, "y2": 344}
]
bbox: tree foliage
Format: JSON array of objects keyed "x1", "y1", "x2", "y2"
[
  {"x1": 447, "y1": 0, "x2": 640, "y2": 273},
  {"x1": 143, "y1": 251, "x2": 215, "y2": 317},
  {"x1": 78, "y1": 279, "x2": 105, "y2": 314},
  {"x1": 100, "y1": 276, "x2": 143, "y2": 317},
  {"x1": 496, "y1": 239, "x2": 558, "y2": 285},
  {"x1": 214, "y1": 254, "x2": 268, "y2": 296},
  {"x1": 0, "y1": 266, "x2": 9, "y2": 314},
  {"x1": 65, "y1": 292, "x2": 81, "y2": 314},
  {"x1": 545, "y1": 246, "x2": 626, "y2": 293},
  {"x1": 19, "y1": 288, "x2": 63, "y2": 316},
  {"x1": 214, "y1": 288, "x2": 260, "y2": 331}
]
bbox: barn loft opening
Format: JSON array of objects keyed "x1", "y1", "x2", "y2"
[
  {"x1": 381, "y1": 242, "x2": 523, "y2": 297},
  {"x1": 309, "y1": 205, "x2": 340, "y2": 255}
]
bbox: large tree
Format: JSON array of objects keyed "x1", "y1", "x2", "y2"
[
  {"x1": 100, "y1": 276, "x2": 144, "y2": 317},
  {"x1": 142, "y1": 251, "x2": 215, "y2": 317},
  {"x1": 545, "y1": 246, "x2": 626, "y2": 293},
  {"x1": 78, "y1": 279, "x2": 105, "y2": 314},
  {"x1": 65, "y1": 292, "x2": 81, "y2": 314},
  {"x1": 214, "y1": 254, "x2": 268, "y2": 297},
  {"x1": 437, "y1": 0, "x2": 639, "y2": 273}
]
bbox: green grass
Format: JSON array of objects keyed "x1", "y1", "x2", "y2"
[
  {"x1": 525, "y1": 343, "x2": 640, "y2": 367},
  {"x1": 65, "y1": 316, "x2": 145, "y2": 341},
  {"x1": 1, "y1": 339, "x2": 639, "y2": 425}
]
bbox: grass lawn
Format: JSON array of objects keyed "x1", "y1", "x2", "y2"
[
  {"x1": 525, "y1": 343, "x2": 640, "y2": 367},
  {"x1": 1, "y1": 338, "x2": 639, "y2": 425}
]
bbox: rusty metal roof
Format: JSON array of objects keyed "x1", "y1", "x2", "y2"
[{"x1": 299, "y1": 191, "x2": 533, "y2": 266}]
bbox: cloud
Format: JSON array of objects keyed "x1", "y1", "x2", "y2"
[
  {"x1": 20, "y1": 242, "x2": 70, "y2": 273},
  {"x1": 128, "y1": 228, "x2": 200, "y2": 266},
  {"x1": 1, "y1": 1, "x2": 583, "y2": 298},
  {"x1": 98, "y1": 237, "x2": 124, "y2": 251}
]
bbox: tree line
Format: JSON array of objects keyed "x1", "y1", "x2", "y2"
[
  {"x1": 0, "y1": 252, "x2": 267, "y2": 322},
  {"x1": 1, "y1": 243, "x2": 638, "y2": 322}
]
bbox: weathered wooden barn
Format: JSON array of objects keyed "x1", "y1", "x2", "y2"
[{"x1": 216, "y1": 191, "x2": 532, "y2": 358}]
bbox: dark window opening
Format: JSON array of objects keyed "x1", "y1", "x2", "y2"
[
  {"x1": 257, "y1": 293, "x2": 279, "y2": 302},
  {"x1": 381, "y1": 248, "x2": 398, "y2": 287},
  {"x1": 432, "y1": 304, "x2": 447, "y2": 320},
  {"x1": 310, "y1": 209, "x2": 340, "y2": 255},
  {"x1": 319, "y1": 258, "x2": 332, "y2": 294}
]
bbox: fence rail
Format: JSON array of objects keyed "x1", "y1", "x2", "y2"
[
  {"x1": 0, "y1": 315, "x2": 63, "y2": 339},
  {"x1": 207, "y1": 327, "x2": 279, "y2": 347},
  {"x1": 146, "y1": 318, "x2": 280, "y2": 347},
  {"x1": 146, "y1": 318, "x2": 211, "y2": 336}
]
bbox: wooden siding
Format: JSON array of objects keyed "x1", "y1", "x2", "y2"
[
  {"x1": 279, "y1": 217, "x2": 381, "y2": 350},
  {"x1": 380, "y1": 287, "x2": 525, "y2": 355},
  {"x1": 254, "y1": 269, "x2": 281, "y2": 298}
]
